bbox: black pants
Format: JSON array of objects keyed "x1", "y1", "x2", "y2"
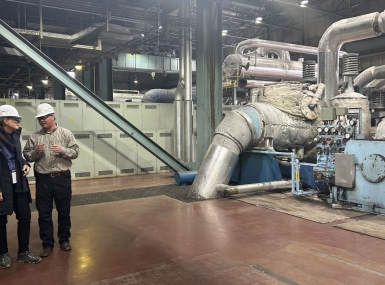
[
  {"x1": 35, "y1": 172, "x2": 72, "y2": 249},
  {"x1": 0, "y1": 191, "x2": 31, "y2": 255}
]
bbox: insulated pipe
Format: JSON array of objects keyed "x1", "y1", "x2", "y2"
[
  {"x1": 187, "y1": 101, "x2": 319, "y2": 199},
  {"x1": 184, "y1": 0, "x2": 193, "y2": 162},
  {"x1": 354, "y1": 65, "x2": 385, "y2": 88},
  {"x1": 318, "y1": 11, "x2": 385, "y2": 106},
  {"x1": 223, "y1": 54, "x2": 305, "y2": 81},
  {"x1": 235, "y1": 39, "x2": 347, "y2": 58},
  {"x1": 216, "y1": 180, "x2": 292, "y2": 195}
]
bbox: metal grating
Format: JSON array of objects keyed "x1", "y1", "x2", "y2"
[
  {"x1": 22, "y1": 135, "x2": 31, "y2": 141},
  {"x1": 120, "y1": 133, "x2": 131, "y2": 138},
  {"x1": 0, "y1": 101, "x2": 7, "y2": 105},
  {"x1": 74, "y1": 134, "x2": 90, "y2": 139},
  {"x1": 97, "y1": 133, "x2": 112, "y2": 139},
  {"x1": 144, "y1": 133, "x2": 153, "y2": 138},
  {"x1": 121, "y1": 168, "x2": 134, "y2": 174},
  {"x1": 108, "y1": 104, "x2": 120, "y2": 109},
  {"x1": 160, "y1": 133, "x2": 172, "y2": 137},
  {"x1": 145, "y1": 105, "x2": 157, "y2": 109},
  {"x1": 27, "y1": 176, "x2": 35, "y2": 182},
  {"x1": 64, "y1": 103, "x2": 79, "y2": 108},
  {"x1": 15, "y1": 102, "x2": 32, "y2": 107},
  {"x1": 75, "y1": 172, "x2": 91, "y2": 178},
  {"x1": 126, "y1": 105, "x2": 139, "y2": 109},
  {"x1": 141, "y1": 167, "x2": 154, "y2": 172},
  {"x1": 98, "y1": 170, "x2": 113, "y2": 176},
  {"x1": 29, "y1": 184, "x2": 197, "y2": 212},
  {"x1": 160, "y1": 166, "x2": 169, "y2": 171}
]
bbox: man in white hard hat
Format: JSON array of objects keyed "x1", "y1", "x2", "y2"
[
  {"x1": 0, "y1": 105, "x2": 41, "y2": 268},
  {"x1": 23, "y1": 103, "x2": 79, "y2": 258}
]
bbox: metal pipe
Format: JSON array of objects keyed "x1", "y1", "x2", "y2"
[
  {"x1": 174, "y1": 1, "x2": 185, "y2": 160},
  {"x1": 238, "y1": 79, "x2": 276, "y2": 88},
  {"x1": 39, "y1": 0, "x2": 43, "y2": 39},
  {"x1": 216, "y1": 180, "x2": 292, "y2": 195},
  {"x1": 354, "y1": 65, "x2": 385, "y2": 88},
  {"x1": 184, "y1": 0, "x2": 193, "y2": 162},
  {"x1": 318, "y1": 11, "x2": 385, "y2": 106}
]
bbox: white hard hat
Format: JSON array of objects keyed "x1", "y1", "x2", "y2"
[
  {"x1": 35, "y1": 103, "x2": 55, "y2": 118},
  {"x1": 0, "y1": 105, "x2": 22, "y2": 118}
]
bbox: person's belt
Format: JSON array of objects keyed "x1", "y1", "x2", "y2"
[{"x1": 41, "y1": 169, "x2": 70, "y2": 178}]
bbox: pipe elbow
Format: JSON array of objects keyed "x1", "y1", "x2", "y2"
[{"x1": 377, "y1": 11, "x2": 385, "y2": 33}]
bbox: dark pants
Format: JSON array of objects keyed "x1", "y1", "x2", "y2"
[
  {"x1": 35, "y1": 172, "x2": 72, "y2": 249},
  {"x1": 0, "y1": 191, "x2": 31, "y2": 255}
]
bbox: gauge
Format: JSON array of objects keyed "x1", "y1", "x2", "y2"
[
  {"x1": 317, "y1": 127, "x2": 323, "y2": 133},
  {"x1": 345, "y1": 133, "x2": 351, "y2": 139},
  {"x1": 324, "y1": 127, "x2": 329, "y2": 133},
  {"x1": 330, "y1": 127, "x2": 336, "y2": 134},
  {"x1": 314, "y1": 137, "x2": 319, "y2": 143}
]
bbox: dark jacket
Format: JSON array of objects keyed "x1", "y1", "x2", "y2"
[{"x1": 0, "y1": 127, "x2": 31, "y2": 216}]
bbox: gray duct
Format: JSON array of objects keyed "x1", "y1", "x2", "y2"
[
  {"x1": 187, "y1": 82, "x2": 323, "y2": 199},
  {"x1": 354, "y1": 65, "x2": 385, "y2": 88},
  {"x1": 318, "y1": 11, "x2": 385, "y2": 106},
  {"x1": 141, "y1": 89, "x2": 197, "y2": 103}
]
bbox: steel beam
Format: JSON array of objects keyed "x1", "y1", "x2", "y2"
[{"x1": 0, "y1": 19, "x2": 190, "y2": 173}]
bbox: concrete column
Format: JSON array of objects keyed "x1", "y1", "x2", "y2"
[
  {"x1": 84, "y1": 66, "x2": 95, "y2": 92},
  {"x1": 97, "y1": 58, "x2": 113, "y2": 101},
  {"x1": 196, "y1": 0, "x2": 223, "y2": 162}
]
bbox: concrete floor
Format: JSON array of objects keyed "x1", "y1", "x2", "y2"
[{"x1": 2, "y1": 173, "x2": 385, "y2": 285}]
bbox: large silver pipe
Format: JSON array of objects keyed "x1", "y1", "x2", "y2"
[
  {"x1": 318, "y1": 11, "x2": 385, "y2": 106},
  {"x1": 174, "y1": 1, "x2": 185, "y2": 160},
  {"x1": 223, "y1": 54, "x2": 304, "y2": 81},
  {"x1": 184, "y1": 0, "x2": 193, "y2": 162},
  {"x1": 216, "y1": 180, "x2": 292, "y2": 195},
  {"x1": 354, "y1": 65, "x2": 385, "y2": 88},
  {"x1": 187, "y1": 99, "x2": 319, "y2": 199}
]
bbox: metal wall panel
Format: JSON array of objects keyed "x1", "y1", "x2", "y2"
[
  {"x1": 158, "y1": 104, "x2": 175, "y2": 129},
  {"x1": 59, "y1": 101, "x2": 83, "y2": 131},
  {"x1": 137, "y1": 130, "x2": 156, "y2": 174},
  {"x1": 116, "y1": 132, "x2": 137, "y2": 176},
  {"x1": 83, "y1": 102, "x2": 103, "y2": 131},
  {"x1": 123, "y1": 102, "x2": 143, "y2": 130},
  {"x1": 94, "y1": 131, "x2": 117, "y2": 178},
  {"x1": 142, "y1": 103, "x2": 159, "y2": 130},
  {"x1": 11, "y1": 99, "x2": 37, "y2": 133},
  {"x1": 0, "y1": 99, "x2": 11, "y2": 106},
  {"x1": 103, "y1": 102, "x2": 123, "y2": 131},
  {"x1": 72, "y1": 131, "x2": 95, "y2": 180},
  {"x1": 156, "y1": 130, "x2": 173, "y2": 173}
]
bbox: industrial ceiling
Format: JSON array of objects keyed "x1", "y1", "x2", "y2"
[{"x1": 0, "y1": 0, "x2": 384, "y2": 95}]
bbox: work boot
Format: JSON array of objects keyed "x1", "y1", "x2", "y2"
[
  {"x1": 60, "y1": 242, "x2": 72, "y2": 251},
  {"x1": 0, "y1": 253, "x2": 11, "y2": 269},
  {"x1": 17, "y1": 251, "x2": 42, "y2": 264},
  {"x1": 40, "y1": 248, "x2": 53, "y2": 257}
]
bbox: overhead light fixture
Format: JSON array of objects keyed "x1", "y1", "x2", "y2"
[
  {"x1": 255, "y1": 16, "x2": 263, "y2": 23},
  {"x1": 300, "y1": 0, "x2": 308, "y2": 4},
  {"x1": 141, "y1": 33, "x2": 145, "y2": 37},
  {"x1": 26, "y1": 83, "x2": 33, "y2": 90},
  {"x1": 158, "y1": 25, "x2": 163, "y2": 30},
  {"x1": 299, "y1": 4, "x2": 306, "y2": 7},
  {"x1": 41, "y1": 76, "x2": 49, "y2": 85},
  {"x1": 134, "y1": 77, "x2": 138, "y2": 84},
  {"x1": 75, "y1": 64, "x2": 83, "y2": 70},
  {"x1": 222, "y1": 30, "x2": 228, "y2": 36}
]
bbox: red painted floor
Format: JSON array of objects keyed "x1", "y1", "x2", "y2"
[{"x1": 2, "y1": 175, "x2": 385, "y2": 285}]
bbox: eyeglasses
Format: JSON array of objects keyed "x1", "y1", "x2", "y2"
[
  {"x1": 8, "y1": 117, "x2": 22, "y2": 123},
  {"x1": 37, "y1": 114, "x2": 53, "y2": 121}
]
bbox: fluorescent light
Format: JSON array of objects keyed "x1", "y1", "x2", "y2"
[
  {"x1": 301, "y1": 0, "x2": 308, "y2": 4},
  {"x1": 134, "y1": 77, "x2": 138, "y2": 84},
  {"x1": 141, "y1": 33, "x2": 145, "y2": 37},
  {"x1": 256, "y1": 17, "x2": 263, "y2": 21},
  {"x1": 41, "y1": 76, "x2": 49, "y2": 85},
  {"x1": 75, "y1": 64, "x2": 83, "y2": 70},
  {"x1": 26, "y1": 83, "x2": 33, "y2": 90},
  {"x1": 299, "y1": 4, "x2": 306, "y2": 7},
  {"x1": 222, "y1": 30, "x2": 228, "y2": 36}
]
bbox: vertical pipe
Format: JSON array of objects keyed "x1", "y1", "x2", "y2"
[
  {"x1": 39, "y1": 0, "x2": 43, "y2": 39},
  {"x1": 106, "y1": 0, "x2": 110, "y2": 32},
  {"x1": 184, "y1": 0, "x2": 193, "y2": 162},
  {"x1": 174, "y1": 0, "x2": 185, "y2": 160}
]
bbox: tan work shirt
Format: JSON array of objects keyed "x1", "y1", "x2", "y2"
[{"x1": 23, "y1": 125, "x2": 79, "y2": 174}]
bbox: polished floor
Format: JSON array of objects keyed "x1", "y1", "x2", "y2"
[{"x1": 2, "y1": 173, "x2": 385, "y2": 285}]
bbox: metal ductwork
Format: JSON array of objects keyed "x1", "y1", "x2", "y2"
[
  {"x1": 187, "y1": 82, "x2": 323, "y2": 199},
  {"x1": 141, "y1": 89, "x2": 197, "y2": 103},
  {"x1": 354, "y1": 65, "x2": 385, "y2": 88},
  {"x1": 318, "y1": 11, "x2": 385, "y2": 106}
]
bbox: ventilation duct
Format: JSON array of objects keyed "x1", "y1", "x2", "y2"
[
  {"x1": 354, "y1": 65, "x2": 385, "y2": 88},
  {"x1": 141, "y1": 89, "x2": 197, "y2": 103}
]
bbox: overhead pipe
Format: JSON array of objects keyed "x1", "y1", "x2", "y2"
[
  {"x1": 216, "y1": 180, "x2": 292, "y2": 195},
  {"x1": 235, "y1": 39, "x2": 347, "y2": 58},
  {"x1": 354, "y1": 65, "x2": 385, "y2": 88},
  {"x1": 318, "y1": 11, "x2": 385, "y2": 106},
  {"x1": 238, "y1": 78, "x2": 279, "y2": 88},
  {"x1": 141, "y1": 89, "x2": 197, "y2": 103}
]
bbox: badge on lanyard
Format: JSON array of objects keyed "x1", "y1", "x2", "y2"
[{"x1": 12, "y1": 170, "x2": 17, "y2": 184}]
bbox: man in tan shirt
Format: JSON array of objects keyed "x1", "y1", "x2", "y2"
[{"x1": 23, "y1": 103, "x2": 79, "y2": 258}]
